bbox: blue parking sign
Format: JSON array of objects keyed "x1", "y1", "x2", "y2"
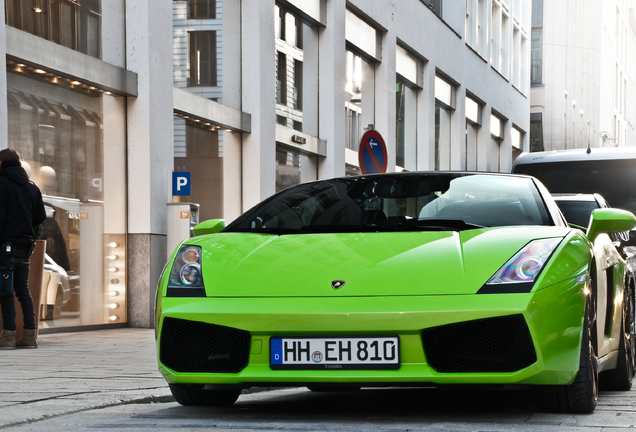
[{"x1": 172, "y1": 172, "x2": 191, "y2": 196}]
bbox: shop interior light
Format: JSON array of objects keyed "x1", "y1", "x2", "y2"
[
  {"x1": 108, "y1": 267, "x2": 118, "y2": 273},
  {"x1": 108, "y1": 303, "x2": 119, "y2": 309},
  {"x1": 110, "y1": 290, "x2": 120, "y2": 297},
  {"x1": 108, "y1": 242, "x2": 119, "y2": 248},
  {"x1": 107, "y1": 254, "x2": 119, "y2": 260},
  {"x1": 110, "y1": 278, "x2": 120, "y2": 284},
  {"x1": 109, "y1": 316, "x2": 118, "y2": 321}
]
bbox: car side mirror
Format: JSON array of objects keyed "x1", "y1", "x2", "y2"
[
  {"x1": 192, "y1": 219, "x2": 226, "y2": 236},
  {"x1": 586, "y1": 209, "x2": 636, "y2": 243}
]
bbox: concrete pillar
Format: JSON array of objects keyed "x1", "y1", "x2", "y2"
[
  {"x1": 125, "y1": 0, "x2": 174, "y2": 328},
  {"x1": 241, "y1": 0, "x2": 277, "y2": 209},
  {"x1": 375, "y1": 32, "x2": 397, "y2": 173},
  {"x1": 318, "y1": 0, "x2": 347, "y2": 179},
  {"x1": 418, "y1": 62, "x2": 436, "y2": 170},
  {"x1": 222, "y1": 0, "x2": 243, "y2": 223}
]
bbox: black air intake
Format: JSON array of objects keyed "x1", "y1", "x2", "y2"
[
  {"x1": 160, "y1": 317, "x2": 251, "y2": 373},
  {"x1": 421, "y1": 314, "x2": 537, "y2": 373}
]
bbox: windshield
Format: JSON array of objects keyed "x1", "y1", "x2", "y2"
[
  {"x1": 514, "y1": 159, "x2": 636, "y2": 214},
  {"x1": 554, "y1": 200, "x2": 600, "y2": 228},
  {"x1": 225, "y1": 173, "x2": 552, "y2": 234}
]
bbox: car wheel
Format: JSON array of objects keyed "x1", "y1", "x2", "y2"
[
  {"x1": 47, "y1": 285, "x2": 64, "y2": 320},
  {"x1": 168, "y1": 384, "x2": 240, "y2": 407},
  {"x1": 536, "y1": 293, "x2": 598, "y2": 413},
  {"x1": 600, "y1": 286, "x2": 635, "y2": 390}
]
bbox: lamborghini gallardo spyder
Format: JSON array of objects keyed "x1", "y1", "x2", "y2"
[{"x1": 156, "y1": 172, "x2": 636, "y2": 413}]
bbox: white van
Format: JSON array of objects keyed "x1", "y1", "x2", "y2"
[{"x1": 512, "y1": 147, "x2": 636, "y2": 215}]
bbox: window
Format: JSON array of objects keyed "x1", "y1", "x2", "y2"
[
  {"x1": 531, "y1": 0, "x2": 543, "y2": 84},
  {"x1": 435, "y1": 76, "x2": 453, "y2": 170},
  {"x1": 345, "y1": 9, "x2": 378, "y2": 59},
  {"x1": 346, "y1": 103, "x2": 362, "y2": 151},
  {"x1": 396, "y1": 80, "x2": 418, "y2": 170},
  {"x1": 5, "y1": 0, "x2": 101, "y2": 59},
  {"x1": 344, "y1": 50, "x2": 370, "y2": 152},
  {"x1": 275, "y1": 6, "x2": 303, "y2": 49},
  {"x1": 189, "y1": 31, "x2": 217, "y2": 87},
  {"x1": 490, "y1": 0, "x2": 512, "y2": 75},
  {"x1": 395, "y1": 46, "x2": 420, "y2": 171},
  {"x1": 465, "y1": 96, "x2": 481, "y2": 171},
  {"x1": 511, "y1": 126, "x2": 523, "y2": 162},
  {"x1": 466, "y1": 0, "x2": 486, "y2": 55},
  {"x1": 276, "y1": 146, "x2": 301, "y2": 193},
  {"x1": 276, "y1": 52, "x2": 287, "y2": 104},
  {"x1": 530, "y1": 113, "x2": 543, "y2": 152},
  {"x1": 186, "y1": 121, "x2": 219, "y2": 158},
  {"x1": 490, "y1": 113, "x2": 505, "y2": 171},
  {"x1": 293, "y1": 59, "x2": 303, "y2": 110},
  {"x1": 491, "y1": 1, "x2": 501, "y2": 69},
  {"x1": 275, "y1": 5, "x2": 318, "y2": 135},
  {"x1": 7, "y1": 75, "x2": 127, "y2": 328},
  {"x1": 189, "y1": 0, "x2": 216, "y2": 19},
  {"x1": 501, "y1": 8, "x2": 510, "y2": 77}
]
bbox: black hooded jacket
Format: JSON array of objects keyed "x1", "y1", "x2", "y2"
[{"x1": 0, "y1": 160, "x2": 46, "y2": 247}]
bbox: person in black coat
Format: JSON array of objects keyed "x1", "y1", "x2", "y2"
[{"x1": 0, "y1": 148, "x2": 46, "y2": 349}]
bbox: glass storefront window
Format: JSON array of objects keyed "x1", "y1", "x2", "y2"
[
  {"x1": 5, "y1": 0, "x2": 102, "y2": 59},
  {"x1": 276, "y1": 146, "x2": 301, "y2": 193},
  {"x1": 7, "y1": 69, "x2": 127, "y2": 329}
]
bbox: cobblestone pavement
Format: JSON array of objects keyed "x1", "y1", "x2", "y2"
[{"x1": 0, "y1": 328, "x2": 173, "y2": 429}]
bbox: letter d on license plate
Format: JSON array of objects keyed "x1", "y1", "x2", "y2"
[{"x1": 270, "y1": 336, "x2": 400, "y2": 370}]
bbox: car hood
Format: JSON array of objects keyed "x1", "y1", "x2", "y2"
[{"x1": 185, "y1": 227, "x2": 573, "y2": 297}]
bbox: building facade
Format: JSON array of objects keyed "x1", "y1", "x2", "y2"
[
  {"x1": 1, "y1": 0, "x2": 173, "y2": 331},
  {"x1": 530, "y1": 0, "x2": 636, "y2": 151},
  {"x1": 175, "y1": 0, "x2": 532, "y2": 225},
  {"x1": 0, "y1": 0, "x2": 531, "y2": 332}
]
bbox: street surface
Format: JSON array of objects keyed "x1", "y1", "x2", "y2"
[
  {"x1": 2, "y1": 328, "x2": 636, "y2": 431},
  {"x1": 4, "y1": 386, "x2": 636, "y2": 431}
]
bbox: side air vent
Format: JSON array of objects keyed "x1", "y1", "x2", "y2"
[
  {"x1": 160, "y1": 317, "x2": 251, "y2": 373},
  {"x1": 421, "y1": 314, "x2": 537, "y2": 373}
]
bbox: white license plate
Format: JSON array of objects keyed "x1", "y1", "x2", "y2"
[{"x1": 270, "y1": 337, "x2": 400, "y2": 370}]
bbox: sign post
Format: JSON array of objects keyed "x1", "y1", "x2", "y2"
[
  {"x1": 358, "y1": 130, "x2": 388, "y2": 174},
  {"x1": 172, "y1": 172, "x2": 191, "y2": 196}
]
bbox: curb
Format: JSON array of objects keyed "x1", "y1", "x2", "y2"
[{"x1": 0, "y1": 393, "x2": 176, "y2": 430}]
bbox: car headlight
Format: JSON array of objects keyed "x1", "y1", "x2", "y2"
[
  {"x1": 479, "y1": 238, "x2": 562, "y2": 294},
  {"x1": 166, "y1": 245, "x2": 206, "y2": 297}
]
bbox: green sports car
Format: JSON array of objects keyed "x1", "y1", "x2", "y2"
[{"x1": 155, "y1": 172, "x2": 636, "y2": 413}]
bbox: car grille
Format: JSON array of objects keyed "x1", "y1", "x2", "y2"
[
  {"x1": 160, "y1": 317, "x2": 251, "y2": 373},
  {"x1": 421, "y1": 314, "x2": 537, "y2": 373}
]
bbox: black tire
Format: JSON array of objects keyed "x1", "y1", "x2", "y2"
[
  {"x1": 44, "y1": 285, "x2": 64, "y2": 320},
  {"x1": 600, "y1": 286, "x2": 635, "y2": 391},
  {"x1": 51, "y1": 285, "x2": 64, "y2": 320},
  {"x1": 168, "y1": 384, "x2": 240, "y2": 407},
  {"x1": 536, "y1": 295, "x2": 599, "y2": 413}
]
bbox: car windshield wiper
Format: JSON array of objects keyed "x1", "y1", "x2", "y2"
[{"x1": 393, "y1": 219, "x2": 485, "y2": 231}]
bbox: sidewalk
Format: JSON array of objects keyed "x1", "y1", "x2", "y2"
[{"x1": 0, "y1": 328, "x2": 173, "y2": 429}]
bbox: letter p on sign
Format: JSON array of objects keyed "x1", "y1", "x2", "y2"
[{"x1": 172, "y1": 172, "x2": 191, "y2": 196}]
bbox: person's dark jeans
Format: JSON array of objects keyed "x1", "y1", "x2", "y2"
[{"x1": 0, "y1": 252, "x2": 35, "y2": 331}]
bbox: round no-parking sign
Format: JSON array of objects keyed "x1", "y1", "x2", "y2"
[{"x1": 358, "y1": 130, "x2": 387, "y2": 174}]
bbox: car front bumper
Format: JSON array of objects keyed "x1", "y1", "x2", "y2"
[{"x1": 156, "y1": 277, "x2": 586, "y2": 388}]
